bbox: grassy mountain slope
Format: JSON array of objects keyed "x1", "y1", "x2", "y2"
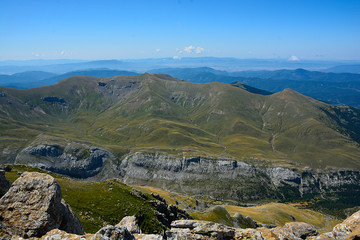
[
  {"x1": 135, "y1": 186, "x2": 340, "y2": 232},
  {"x1": 4, "y1": 165, "x2": 164, "y2": 234},
  {"x1": 0, "y1": 73, "x2": 359, "y2": 169},
  {"x1": 148, "y1": 67, "x2": 360, "y2": 109},
  {"x1": 224, "y1": 203, "x2": 339, "y2": 232}
]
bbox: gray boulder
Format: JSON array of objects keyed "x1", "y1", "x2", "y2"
[
  {"x1": 283, "y1": 222, "x2": 318, "y2": 239},
  {"x1": 91, "y1": 225, "x2": 135, "y2": 240},
  {"x1": 167, "y1": 220, "x2": 236, "y2": 240},
  {"x1": 116, "y1": 216, "x2": 140, "y2": 234},
  {"x1": 59, "y1": 199, "x2": 85, "y2": 235},
  {"x1": 233, "y1": 212, "x2": 258, "y2": 228},
  {"x1": 0, "y1": 172, "x2": 84, "y2": 238}
]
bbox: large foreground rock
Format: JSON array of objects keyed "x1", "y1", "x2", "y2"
[{"x1": 0, "y1": 172, "x2": 84, "y2": 238}]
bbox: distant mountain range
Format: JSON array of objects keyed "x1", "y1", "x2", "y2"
[
  {"x1": 0, "y1": 69, "x2": 138, "y2": 88},
  {"x1": 1, "y1": 63, "x2": 360, "y2": 109},
  {"x1": 1, "y1": 57, "x2": 360, "y2": 74},
  {"x1": 0, "y1": 71, "x2": 57, "y2": 87},
  {"x1": 323, "y1": 64, "x2": 360, "y2": 74}
]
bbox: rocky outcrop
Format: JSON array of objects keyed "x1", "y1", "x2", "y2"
[
  {"x1": 59, "y1": 199, "x2": 85, "y2": 234},
  {"x1": 233, "y1": 212, "x2": 259, "y2": 228},
  {"x1": 40, "y1": 229, "x2": 92, "y2": 240},
  {"x1": 42, "y1": 96, "x2": 66, "y2": 104},
  {"x1": 167, "y1": 219, "x2": 319, "y2": 240},
  {"x1": 5, "y1": 209, "x2": 360, "y2": 240},
  {"x1": 166, "y1": 220, "x2": 236, "y2": 240},
  {"x1": 148, "y1": 193, "x2": 193, "y2": 228},
  {"x1": 90, "y1": 225, "x2": 135, "y2": 240},
  {"x1": 0, "y1": 170, "x2": 10, "y2": 197},
  {"x1": 119, "y1": 152, "x2": 360, "y2": 202},
  {"x1": 283, "y1": 222, "x2": 318, "y2": 239},
  {"x1": 308, "y1": 210, "x2": 360, "y2": 240},
  {"x1": 0, "y1": 172, "x2": 84, "y2": 238},
  {"x1": 332, "y1": 210, "x2": 360, "y2": 239},
  {"x1": 10, "y1": 144, "x2": 360, "y2": 203},
  {"x1": 133, "y1": 233, "x2": 163, "y2": 240},
  {"x1": 271, "y1": 226, "x2": 301, "y2": 240},
  {"x1": 116, "y1": 216, "x2": 141, "y2": 234},
  {"x1": 15, "y1": 142, "x2": 115, "y2": 178}
]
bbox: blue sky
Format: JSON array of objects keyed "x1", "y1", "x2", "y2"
[{"x1": 0, "y1": 0, "x2": 359, "y2": 60}]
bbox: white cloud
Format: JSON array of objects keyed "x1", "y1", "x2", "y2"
[
  {"x1": 288, "y1": 55, "x2": 300, "y2": 61},
  {"x1": 173, "y1": 55, "x2": 180, "y2": 60},
  {"x1": 184, "y1": 45, "x2": 195, "y2": 53},
  {"x1": 195, "y1": 47, "x2": 204, "y2": 54},
  {"x1": 155, "y1": 48, "x2": 160, "y2": 53},
  {"x1": 179, "y1": 45, "x2": 205, "y2": 54},
  {"x1": 60, "y1": 50, "x2": 65, "y2": 55},
  {"x1": 32, "y1": 52, "x2": 41, "y2": 57}
]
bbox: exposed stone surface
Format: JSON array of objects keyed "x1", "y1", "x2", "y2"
[
  {"x1": 42, "y1": 96, "x2": 66, "y2": 104},
  {"x1": 119, "y1": 152, "x2": 360, "y2": 202},
  {"x1": 0, "y1": 229, "x2": 12, "y2": 240},
  {"x1": 0, "y1": 172, "x2": 84, "y2": 238},
  {"x1": 332, "y1": 210, "x2": 360, "y2": 239},
  {"x1": 271, "y1": 226, "x2": 301, "y2": 239},
  {"x1": 167, "y1": 220, "x2": 236, "y2": 240},
  {"x1": 233, "y1": 212, "x2": 258, "y2": 228},
  {"x1": 40, "y1": 229, "x2": 92, "y2": 240},
  {"x1": 307, "y1": 210, "x2": 360, "y2": 240},
  {"x1": 133, "y1": 234, "x2": 163, "y2": 240},
  {"x1": 60, "y1": 199, "x2": 85, "y2": 235},
  {"x1": 235, "y1": 227, "x2": 279, "y2": 240},
  {"x1": 116, "y1": 216, "x2": 140, "y2": 234},
  {"x1": 0, "y1": 170, "x2": 10, "y2": 197},
  {"x1": 9, "y1": 147, "x2": 360, "y2": 203},
  {"x1": 283, "y1": 222, "x2": 318, "y2": 239},
  {"x1": 170, "y1": 220, "x2": 199, "y2": 229},
  {"x1": 345, "y1": 225, "x2": 360, "y2": 240},
  {"x1": 15, "y1": 142, "x2": 115, "y2": 178},
  {"x1": 3, "y1": 209, "x2": 360, "y2": 240},
  {"x1": 148, "y1": 195, "x2": 193, "y2": 229},
  {"x1": 90, "y1": 225, "x2": 135, "y2": 240}
]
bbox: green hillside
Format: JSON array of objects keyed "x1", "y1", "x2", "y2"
[
  {"x1": 0, "y1": 73, "x2": 359, "y2": 169},
  {"x1": 4, "y1": 165, "x2": 164, "y2": 234}
]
